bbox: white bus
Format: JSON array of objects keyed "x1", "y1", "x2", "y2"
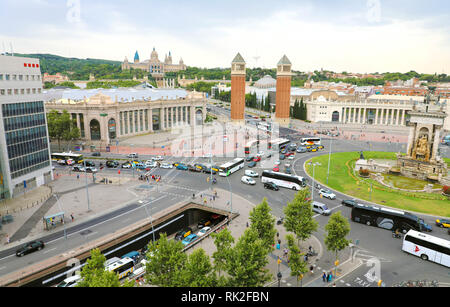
[
  {"x1": 402, "y1": 230, "x2": 450, "y2": 267},
  {"x1": 268, "y1": 138, "x2": 290, "y2": 152},
  {"x1": 105, "y1": 257, "x2": 135, "y2": 279},
  {"x1": 261, "y1": 170, "x2": 307, "y2": 190},
  {"x1": 300, "y1": 137, "x2": 321, "y2": 146},
  {"x1": 218, "y1": 158, "x2": 245, "y2": 177},
  {"x1": 51, "y1": 152, "x2": 84, "y2": 165}
]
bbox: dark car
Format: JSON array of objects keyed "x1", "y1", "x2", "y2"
[
  {"x1": 106, "y1": 160, "x2": 119, "y2": 168},
  {"x1": 285, "y1": 167, "x2": 292, "y2": 174},
  {"x1": 419, "y1": 219, "x2": 432, "y2": 232},
  {"x1": 175, "y1": 227, "x2": 193, "y2": 241},
  {"x1": 264, "y1": 182, "x2": 279, "y2": 191},
  {"x1": 177, "y1": 164, "x2": 188, "y2": 171},
  {"x1": 279, "y1": 154, "x2": 285, "y2": 160},
  {"x1": 91, "y1": 152, "x2": 101, "y2": 157},
  {"x1": 247, "y1": 161, "x2": 257, "y2": 168},
  {"x1": 197, "y1": 218, "x2": 212, "y2": 229},
  {"x1": 16, "y1": 240, "x2": 45, "y2": 257},
  {"x1": 203, "y1": 167, "x2": 217, "y2": 174},
  {"x1": 246, "y1": 156, "x2": 255, "y2": 162},
  {"x1": 71, "y1": 165, "x2": 84, "y2": 172},
  {"x1": 297, "y1": 147, "x2": 307, "y2": 153},
  {"x1": 84, "y1": 161, "x2": 95, "y2": 167},
  {"x1": 341, "y1": 199, "x2": 357, "y2": 207}
]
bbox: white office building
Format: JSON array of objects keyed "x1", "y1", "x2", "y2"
[{"x1": 0, "y1": 55, "x2": 53, "y2": 199}]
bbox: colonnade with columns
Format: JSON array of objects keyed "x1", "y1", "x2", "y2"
[{"x1": 340, "y1": 106, "x2": 409, "y2": 126}]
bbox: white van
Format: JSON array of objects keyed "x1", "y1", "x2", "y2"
[
  {"x1": 56, "y1": 274, "x2": 82, "y2": 287},
  {"x1": 312, "y1": 201, "x2": 331, "y2": 216},
  {"x1": 127, "y1": 153, "x2": 139, "y2": 159}
]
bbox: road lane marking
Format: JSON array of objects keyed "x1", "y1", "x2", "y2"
[{"x1": 43, "y1": 247, "x2": 57, "y2": 254}]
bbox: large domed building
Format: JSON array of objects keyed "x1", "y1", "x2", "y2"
[{"x1": 122, "y1": 48, "x2": 186, "y2": 77}]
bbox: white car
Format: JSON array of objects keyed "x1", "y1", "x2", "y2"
[
  {"x1": 145, "y1": 162, "x2": 157, "y2": 168},
  {"x1": 153, "y1": 156, "x2": 164, "y2": 161},
  {"x1": 160, "y1": 163, "x2": 173, "y2": 169},
  {"x1": 275, "y1": 160, "x2": 280, "y2": 166},
  {"x1": 288, "y1": 155, "x2": 295, "y2": 160},
  {"x1": 244, "y1": 170, "x2": 259, "y2": 177},
  {"x1": 241, "y1": 176, "x2": 256, "y2": 185},
  {"x1": 319, "y1": 189, "x2": 336, "y2": 200},
  {"x1": 56, "y1": 274, "x2": 82, "y2": 287},
  {"x1": 197, "y1": 226, "x2": 211, "y2": 237},
  {"x1": 256, "y1": 151, "x2": 265, "y2": 157}
]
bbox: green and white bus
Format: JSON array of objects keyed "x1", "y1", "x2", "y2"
[{"x1": 218, "y1": 158, "x2": 245, "y2": 177}]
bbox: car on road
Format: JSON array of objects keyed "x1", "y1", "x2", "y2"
[
  {"x1": 288, "y1": 143, "x2": 297, "y2": 151},
  {"x1": 106, "y1": 160, "x2": 119, "y2": 168},
  {"x1": 145, "y1": 161, "x2": 158, "y2": 168},
  {"x1": 72, "y1": 165, "x2": 85, "y2": 172},
  {"x1": 264, "y1": 182, "x2": 279, "y2": 191},
  {"x1": 127, "y1": 153, "x2": 139, "y2": 159},
  {"x1": 91, "y1": 152, "x2": 101, "y2": 157},
  {"x1": 188, "y1": 165, "x2": 201, "y2": 172},
  {"x1": 152, "y1": 156, "x2": 164, "y2": 161},
  {"x1": 287, "y1": 155, "x2": 295, "y2": 160},
  {"x1": 182, "y1": 234, "x2": 198, "y2": 246},
  {"x1": 176, "y1": 164, "x2": 188, "y2": 171},
  {"x1": 435, "y1": 218, "x2": 450, "y2": 228},
  {"x1": 56, "y1": 275, "x2": 82, "y2": 287},
  {"x1": 16, "y1": 240, "x2": 45, "y2": 257},
  {"x1": 160, "y1": 163, "x2": 173, "y2": 169},
  {"x1": 312, "y1": 201, "x2": 331, "y2": 215},
  {"x1": 246, "y1": 156, "x2": 255, "y2": 162},
  {"x1": 84, "y1": 161, "x2": 95, "y2": 167},
  {"x1": 85, "y1": 166, "x2": 98, "y2": 173},
  {"x1": 273, "y1": 165, "x2": 280, "y2": 172},
  {"x1": 297, "y1": 147, "x2": 307, "y2": 153},
  {"x1": 341, "y1": 199, "x2": 358, "y2": 207},
  {"x1": 198, "y1": 218, "x2": 211, "y2": 229},
  {"x1": 247, "y1": 161, "x2": 257, "y2": 168},
  {"x1": 319, "y1": 189, "x2": 336, "y2": 200},
  {"x1": 419, "y1": 219, "x2": 433, "y2": 232},
  {"x1": 285, "y1": 166, "x2": 292, "y2": 174},
  {"x1": 241, "y1": 176, "x2": 256, "y2": 185},
  {"x1": 253, "y1": 156, "x2": 261, "y2": 162},
  {"x1": 279, "y1": 154, "x2": 285, "y2": 160},
  {"x1": 244, "y1": 170, "x2": 258, "y2": 177},
  {"x1": 175, "y1": 227, "x2": 193, "y2": 241},
  {"x1": 256, "y1": 151, "x2": 265, "y2": 157},
  {"x1": 203, "y1": 167, "x2": 217, "y2": 174},
  {"x1": 197, "y1": 226, "x2": 211, "y2": 237},
  {"x1": 317, "y1": 145, "x2": 324, "y2": 150},
  {"x1": 121, "y1": 162, "x2": 132, "y2": 168}
]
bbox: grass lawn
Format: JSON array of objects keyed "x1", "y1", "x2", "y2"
[{"x1": 305, "y1": 151, "x2": 450, "y2": 217}]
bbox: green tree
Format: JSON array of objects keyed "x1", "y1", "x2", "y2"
[
  {"x1": 226, "y1": 228, "x2": 272, "y2": 287},
  {"x1": 286, "y1": 234, "x2": 308, "y2": 287},
  {"x1": 283, "y1": 189, "x2": 318, "y2": 246},
  {"x1": 46, "y1": 110, "x2": 80, "y2": 151},
  {"x1": 144, "y1": 233, "x2": 187, "y2": 287},
  {"x1": 77, "y1": 248, "x2": 134, "y2": 287},
  {"x1": 324, "y1": 211, "x2": 351, "y2": 276},
  {"x1": 249, "y1": 198, "x2": 277, "y2": 252},
  {"x1": 211, "y1": 228, "x2": 234, "y2": 281},
  {"x1": 180, "y1": 249, "x2": 216, "y2": 287}
]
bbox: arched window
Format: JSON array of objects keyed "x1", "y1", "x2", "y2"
[
  {"x1": 90, "y1": 119, "x2": 101, "y2": 140},
  {"x1": 108, "y1": 118, "x2": 116, "y2": 139},
  {"x1": 332, "y1": 111, "x2": 340, "y2": 122}
]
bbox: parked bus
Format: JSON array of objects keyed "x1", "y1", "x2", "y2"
[
  {"x1": 257, "y1": 122, "x2": 272, "y2": 133},
  {"x1": 105, "y1": 257, "x2": 135, "y2": 279},
  {"x1": 245, "y1": 140, "x2": 259, "y2": 154},
  {"x1": 300, "y1": 137, "x2": 321, "y2": 146},
  {"x1": 351, "y1": 204, "x2": 423, "y2": 232},
  {"x1": 51, "y1": 152, "x2": 84, "y2": 165},
  {"x1": 268, "y1": 138, "x2": 290, "y2": 152},
  {"x1": 218, "y1": 158, "x2": 245, "y2": 177},
  {"x1": 261, "y1": 170, "x2": 307, "y2": 190},
  {"x1": 402, "y1": 230, "x2": 450, "y2": 267}
]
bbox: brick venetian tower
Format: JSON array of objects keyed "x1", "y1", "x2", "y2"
[
  {"x1": 230, "y1": 53, "x2": 246, "y2": 123},
  {"x1": 275, "y1": 55, "x2": 292, "y2": 127}
]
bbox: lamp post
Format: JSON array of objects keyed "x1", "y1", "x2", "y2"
[
  {"x1": 308, "y1": 162, "x2": 321, "y2": 202},
  {"x1": 83, "y1": 159, "x2": 91, "y2": 211}
]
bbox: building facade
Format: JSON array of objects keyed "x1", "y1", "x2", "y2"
[
  {"x1": 43, "y1": 88, "x2": 207, "y2": 145},
  {"x1": 121, "y1": 48, "x2": 186, "y2": 77},
  {"x1": 0, "y1": 55, "x2": 53, "y2": 199}
]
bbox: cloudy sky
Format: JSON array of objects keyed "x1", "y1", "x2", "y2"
[{"x1": 1, "y1": 0, "x2": 449, "y2": 74}]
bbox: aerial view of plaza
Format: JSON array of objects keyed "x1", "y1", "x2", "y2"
[{"x1": 0, "y1": 0, "x2": 449, "y2": 296}]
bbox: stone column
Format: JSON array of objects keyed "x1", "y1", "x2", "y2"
[
  {"x1": 76, "y1": 113, "x2": 81, "y2": 131},
  {"x1": 362, "y1": 108, "x2": 367, "y2": 124},
  {"x1": 406, "y1": 124, "x2": 415, "y2": 157},
  {"x1": 149, "y1": 108, "x2": 153, "y2": 132},
  {"x1": 401, "y1": 109, "x2": 405, "y2": 126},
  {"x1": 390, "y1": 109, "x2": 394, "y2": 125},
  {"x1": 375, "y1": 108, "x2": 379, "y2": 125},
  {"x1": 395, "y1": 109, "x2": 400, "y2": 125},
  {"x1": 431, "y1": 127, "x2": 442, "y2": 161}
]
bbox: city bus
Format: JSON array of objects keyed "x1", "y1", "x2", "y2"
[
  {"x1": 105, "y1": 257, "x2": 135, "y2": 279},
  {"x1": 268, "y1": 138, "x2": 290, "y2": 152},
  {"x1": 218, "y1": 158, "x2": 245, "y2": 177},
  {"x1": 300, "y1": 137, "x2": 321, "y2": 146},
  {"x1": 402, "y1": 230, "x2": 450, "y2": 267},
  {"x1": 257, "y1": 122, "x2": 272, "y2": 133},
  {"x1": 51, "y1": 152, "x2": 84, "y2": 165},
  {"x1": 245, "y1": 140, "x2": 259, "y2": 154},
  {"x1": 351, "y1": 204, "x2": 423, "y2": 232},
  {"x1": 261, "y1": 170, "x2": 307, "y2": 190}
]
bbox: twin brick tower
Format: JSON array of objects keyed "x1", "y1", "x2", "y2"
[{"x1": 230, "y1": 53, "x2": 292, "y2": 126}]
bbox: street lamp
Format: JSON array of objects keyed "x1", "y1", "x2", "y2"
[
  {"x1": 83, "y1": 159, "x2": 91, "y2": 211},
  {"x1": 308, "y1": 162, "x2": 321, "y2": 202}
]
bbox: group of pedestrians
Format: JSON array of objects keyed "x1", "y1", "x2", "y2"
[{"x1": 322, "y1": 271, "x2": 333, "y2": 283}]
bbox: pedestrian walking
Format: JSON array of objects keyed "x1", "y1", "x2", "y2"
[
  {"x1": 77, "y1": 174, "x2": 80, "y2": 180},
  {"x1": 322, "y1": 271, "x2": 327, "y2": 283},
  {"x1": 327, "y1": 272, "x2": 332, "y2": 283},
  {"x1": 5, "y1": 234, "x2": 9, "y2": 245},
  {"x1": 283, "y1": 248, "x2": 288, "y2": 258},
  {"x1": 71, "y1": 213, "x2": 74, "y2": 222},
  {"x1": 309, "y1": 265, "x2": 314, "y2": 275}
]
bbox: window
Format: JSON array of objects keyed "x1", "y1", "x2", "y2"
[
  {"x1": 6, "y1": 74, "x2": 10, "y2": 81},
  {"x1": 0, "y1": 74, "x2": 3, "y2": 80}
]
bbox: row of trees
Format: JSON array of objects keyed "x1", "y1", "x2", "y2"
[
  {"x1": 46, "y1": 110, "x2": 80, "y2": 151},
  {"x1": 291, "y1": 98, "x2": 307, "y2": 120},
  {"x1": 77, "y1": 188, "x2": 351, "y2": 287}
]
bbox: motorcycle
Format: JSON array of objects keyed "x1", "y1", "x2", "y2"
[
  {"x1": 392, "y1": 231, "x2": 402, "y2": 239},
  {"x1": 212, "y1": 178, "x2": 217, "y2": 184}
]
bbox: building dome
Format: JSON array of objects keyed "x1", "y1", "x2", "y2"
[{"x1": 151, "y1": 47, "x2": 158, "y2": 60}]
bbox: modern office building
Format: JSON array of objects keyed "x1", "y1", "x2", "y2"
[{"x1": 0, "y1": 55, "x2": 53, "y2": 200}]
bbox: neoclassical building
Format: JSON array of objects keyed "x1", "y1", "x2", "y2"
[
  {"x1": 121, "y1": 48, "x2": 186, "y2": 77},
  {"x1": 304, "y1": 92, "x2": 450, "y2": 130},
  {"x1": 43, "y1": 88, "x2": 207, "y2": 144}
]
